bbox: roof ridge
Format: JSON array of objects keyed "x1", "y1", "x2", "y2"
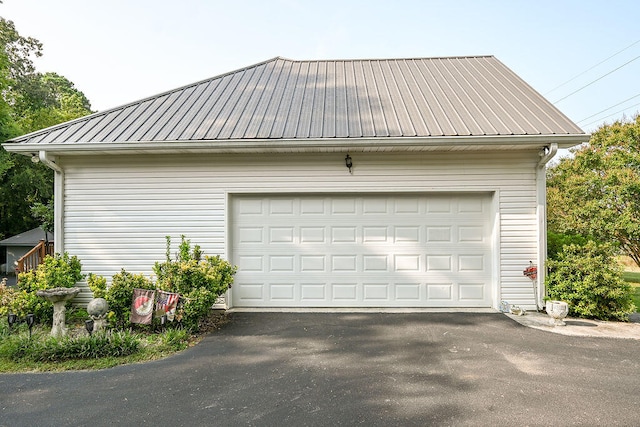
[{"x1": 276, "y1": 55, "x2": 495, "y2": 63}]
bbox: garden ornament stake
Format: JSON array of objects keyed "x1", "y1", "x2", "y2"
[
  {"x1": 85, "y1": 319, "x2": 94, "y2": 336},
  {"x1": 26, "y1": 313, "x2": 35, "y2": 338},
  {"x1": 523, "y1": 261, "x2": 540, "y2": 311},
  {"x1": 7, "y1": 313, "x2": 17, "y2": 332}
]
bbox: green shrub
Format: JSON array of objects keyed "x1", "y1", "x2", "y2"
[
  {"x1": 0, "y1": 279, "x2": 19, "y2": 317},
  {"x1": 18, "y1": 252, "x2": 84, "y2": 290},
  {"x1": 2, "y1": 330, "x2": 140, "y2": 362},
  {"x1": 546, "y1": 241, "x2": 636, "y2": 320},
  {"x1": 153, "y1": 235, "x2": 236, "y2": 331},
  {"x1": 547, "y1": 231, "x2": 590, "y2": 260},
  {"x1": 104, "y1": 269, "x2": 155, "y2": 328},
  {"x1": 87, "y1": 273, "x2": 107, "y2": 299},
  {"x1": 7, "y1": 253, "x2": 84, "y2": 322}
]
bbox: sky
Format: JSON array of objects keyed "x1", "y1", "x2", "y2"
[{"x1": 2, "y1": 0, "x2": 639, "y2": 135}]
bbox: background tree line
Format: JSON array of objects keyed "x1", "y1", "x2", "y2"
[{"x1": 0, "y1": 17, "x2": 92, "y2": 241}]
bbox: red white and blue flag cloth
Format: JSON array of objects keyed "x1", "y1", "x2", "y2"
[{"x1": 156, "y1": 290, "x2": 180, "y2": 321}]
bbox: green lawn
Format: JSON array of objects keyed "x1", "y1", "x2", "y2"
[
  {"x1": 622, "y1": 271, "x2": 640, "y2": 283},
  {"x1": 622, "y1": 272, "x2": 640, "y2": 310}
]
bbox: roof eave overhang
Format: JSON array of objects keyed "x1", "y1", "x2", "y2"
[{"x1": 2, "y1": 134, "x2": 589, "y2": 155}]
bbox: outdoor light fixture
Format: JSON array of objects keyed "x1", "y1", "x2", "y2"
[
  {"x1": 7, "y1": 313, "x2": 17, "y2": 331},
  {"x1": 345, "y1": 154, "x2": 353, "y2": 174},
  {"x1": 85, "y1": 319, "x2": 94, "y2": 336},
  {"x1": 26, "y1": 313, "x2": 35, "y2": 338},
  {"x1": 31, "y1": 153, "x2": 40, "y2": 163}
]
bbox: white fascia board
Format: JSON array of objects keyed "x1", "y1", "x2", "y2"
[{"x1": 2, "y1": 134, "x2": 589, "y2": 155}]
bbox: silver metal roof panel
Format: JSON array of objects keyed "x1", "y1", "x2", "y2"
[{"x1": 5, "y1": 56, "x2": 586, "y2": 146}]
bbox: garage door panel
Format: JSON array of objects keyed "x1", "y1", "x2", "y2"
[
  {"x1": 232, "y1": 194, "x2": 493, "y2": 307},
  {"x1": 427, "y1": 283, "x2": 453, "y2": 301}
]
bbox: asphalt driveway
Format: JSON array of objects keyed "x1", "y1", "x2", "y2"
[{"x1": 1, "y1": 312, "x2": 638, "y2": 426}]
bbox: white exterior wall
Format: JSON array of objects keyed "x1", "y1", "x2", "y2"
[{"x1": 60, "y1": 150, "x2": 541, "y2": 308}]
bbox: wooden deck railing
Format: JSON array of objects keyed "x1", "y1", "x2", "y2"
[{"x1": 16, "y1": 240, "x2": 55, "y2": 274}]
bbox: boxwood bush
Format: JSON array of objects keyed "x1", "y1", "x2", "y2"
[
  {"x1": 87, "y1": 235, "x2": 236, "y2": 331},
  {"x1": 153, "y1": 235, "x2": 236, "y2": 331},
  {"x1": 4, "y1": 253, "x2": 84, "y2": 322},
  {"x1": 546, "y1": 240, "x2": 636, "y2": 321},
  {"x1": 88, "y1": 269, "x2": 155, "y2": 329}
]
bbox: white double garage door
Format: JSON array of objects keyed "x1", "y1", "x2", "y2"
[{"x1": 231, "y1": 193, "x2": 494, "y2": 308}]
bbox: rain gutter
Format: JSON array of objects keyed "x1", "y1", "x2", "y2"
[
  {"x1": 534, "y1": 143, "x2": 558, "y2": 310},
  {"x1": 38, "y1": 151, "x2": 64, "y2": 253}
]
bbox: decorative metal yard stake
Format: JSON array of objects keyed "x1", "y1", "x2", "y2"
[
  {"x1": 85, "y1": 319, "x2": 95, "y2": 336},
  {"x1": 7, "y1": 313, "x2": 17, "y2": 333},
  {"x1": 26, "y1": 313, "x2": 35, "y2": 338},
  {"x1": 523, "y1": 261, "x2": 539, "y2": 311}
]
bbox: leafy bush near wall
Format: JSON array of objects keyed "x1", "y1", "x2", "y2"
[
  {"x1": 100, "y1": 270, "x2": 155, "y2": 328},
  {"x1": 547, "y1": 231, "x2": 590, "y2": 260},
  {"x1": 86, "y1": 236, "x2": 236, "y2": 331},
  {"x1": 0, "y1": 280, "x2": 18, "y2": 317},
  {"x1": 2, "y1": 253, "x2": 84, "y2": 322},
  {"x1": 153, "y1": 236, "x2": 236, "y2": 331},
  {"x1": 86, "y1": 273, "x2": 107, "y2": 299},
  {"x1": 546, "y1": 241, "x2": 636, "y2": 320}
]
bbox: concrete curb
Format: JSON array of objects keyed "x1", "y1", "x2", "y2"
[{"x1": 505, "y1": 311, "x2": 640, "y2": 339}]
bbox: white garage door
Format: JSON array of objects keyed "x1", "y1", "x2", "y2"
[{"x1": 231, "y1": 194, "x2": 493, "y2": 308}]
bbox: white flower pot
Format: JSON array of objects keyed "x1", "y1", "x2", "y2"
[{"x1": 546, "y1": 300, "x2": 569, "y2": 326}]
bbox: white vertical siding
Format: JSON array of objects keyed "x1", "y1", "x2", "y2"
[{"x1": 61, "y1": 150, "x2": 540, "y2": 307}]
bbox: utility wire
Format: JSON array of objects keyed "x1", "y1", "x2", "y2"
[
  {"x1": 545, "y1": 39, "x2": 640, "y2": 96},
  {"x1": 581, "y1": 101, "x2": 640, "y2": 128},
  {"x1": 553, "y1": 54, "x2": 640, "y2": 104},
  {"x1": 576, "y1": 92, "x2": 640, "y2": 123}
]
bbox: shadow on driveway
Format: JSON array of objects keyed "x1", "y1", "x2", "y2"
[{"x1": 1, "y1": 312, "x2": 638, "y2": 426}]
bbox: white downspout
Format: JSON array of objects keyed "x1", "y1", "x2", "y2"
[
  {"x1": 535, "y1": 143, "x2": 557, "y2": 309},
  {"x1": 38, "y1": 151, "x2": 64, "y2": 254}
]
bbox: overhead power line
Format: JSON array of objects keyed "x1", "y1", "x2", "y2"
[
  {"x1": 545, "y1": 39, "x2": 640, "y2": 96},
  {"x1": 553, "y1": 54, "x2": 640, "y2": 104},
  {"x1": 581, "y1": 101, "x2": 640, "y2": 128},
  {"x1": 576, "y1": 92, "x2": 640, "y2": 123}
]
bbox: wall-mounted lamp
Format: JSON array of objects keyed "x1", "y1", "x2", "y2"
[
  {"x1": 31, "y1": 153, "x2": 40, "y2": 163},
  {"x1": 345, "y1": 154, "x2": 353, "y2": 174}
]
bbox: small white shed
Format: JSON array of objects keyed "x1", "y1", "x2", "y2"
[{"x1": 2, "y1": 56, "x2": 588, "y2": 309}]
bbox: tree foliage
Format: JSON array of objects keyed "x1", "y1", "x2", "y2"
[
  {"x1": 547, "y1": 116, "x2": 640, "y2": 266},
  {"x1": 0, "y1": 17, "x2": 93, "y2": 239}
]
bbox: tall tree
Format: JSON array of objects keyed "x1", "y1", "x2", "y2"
[
  {"x1": 0, "y1": 17, "x2": 92, "y2": 239},
  {"x1": 547, "y1": 115, "x2": 640, "y2": 266}
]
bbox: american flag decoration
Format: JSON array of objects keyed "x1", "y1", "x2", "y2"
[{"x1": 156, "y1": 290, "x2": 180, "y2": 322}]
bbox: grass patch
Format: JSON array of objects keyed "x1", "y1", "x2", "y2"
[
  {"x1": 622, "y1": 271, "x2": 640, "y2": 284},
  {"x1": 622, "y1": 272, "x2": 640, "y2": 311},
  {"x1": 630, "y1": 284, "x2": 640, "y2": 312},
  {"x1": 0, "y1": 311, "x2": 229, "y2": 373}
]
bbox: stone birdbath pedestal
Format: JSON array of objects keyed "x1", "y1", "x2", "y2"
[{"x1": 36, "y1": 287, "x2": 81, "y2": 337}]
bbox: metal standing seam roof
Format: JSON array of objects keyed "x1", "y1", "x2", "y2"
[{"x1": 6, "y1": 56, "x2": 585, "y2": 145}]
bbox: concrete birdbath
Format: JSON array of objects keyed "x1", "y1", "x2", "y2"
[{"x1": 36, "y1": 287, "x2": 81, "y2": 337}]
